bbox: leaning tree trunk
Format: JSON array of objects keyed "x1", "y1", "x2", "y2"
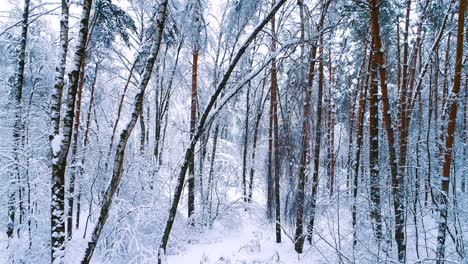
[
  {"x1": 7, "y1": 0, "x2": 30, "y2": 239},
  {"x1": 157, "y1": 2, "x2": 288, "y2": 262},
  {"x1": 80, "y1": 1, "x2": 169, "y2": 263},
  {"x1": 436, "y1": 0, "x2": 466, "y2": 262}
]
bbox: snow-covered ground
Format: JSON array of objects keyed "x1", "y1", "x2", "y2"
[{"x1": 167, "y1": 210, "x2": 319, "y2": 264}]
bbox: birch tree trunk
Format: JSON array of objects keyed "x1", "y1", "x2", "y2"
[
  {"x1": 80, "y1": 1, "x2": 169, "y2": 263},
  {"x1": 50, "y1": 0, "x2": 92, "y2": 262}
]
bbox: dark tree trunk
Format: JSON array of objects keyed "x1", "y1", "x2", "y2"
[
  {"x1": 242, "y1": 88, "x2": 250, "y2": 203},
  {"x1": 436, "y1": 0, "x2": 465, "y2": 261},
  {"x1": 188, "y1": 46, "x2": 198, "y2": 223},
  {"x1": 294, "y1": 0, "x2": 317, "y2": 249},
  {"x1": 307, "y1": 35, "x2": 325, "y2": 245},
  {"x1": 270, "y1": 12, "x2": 282, "y2": 244},
  {"x1": 369, "y1": 53, "x2": 382, "y2": 241},
  {"x1": 369, "y1": 0, "x2": 406, "y2": 260},
  {"x1": 8, "y1": 0, "x2": 30, "y2": 239}
]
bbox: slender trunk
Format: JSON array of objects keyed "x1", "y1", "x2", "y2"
[
  {"x1": 306, "y1": 0, "x2": 329, "y2": 244},
  {"x1": 76, "y1": 63, "x2": 98, "y2": 230},
  {"x1": 80, "y1": 2, "x2": 168, "y2": 263},
  {"x1": 294, "y1": 0, "x2": 317, "y2": 249},
  {"x1": 270, "y1": 12, "x2": 282, "y2": 244},
  {"x1": 267, "y1": 87, "x2": 274, "y2": 220},
  {"x1": 108, "y1": 61, "x2": 137, "y2": 162},
  {"x1": 436, "y1": 0, "x2": 465, "y2": 261},
  {"x1": 307, "y1": 35, "x2": 325, "y2": 244},
  {"x1": 352, "y1": 50, "x2": 369, "y2": 248},
  {"x1": 188, "y1": 47, "x2": 198, "y2": 224},
  {"x1": 369, "y1": 0, "x2": 405, "y2": 260},
  {"x1": 462, "y1": 77, "x2": 467, "y2": 192},
  {"x1": 50, "y1": 0, "x2": 91, "y2": 262},
  {"x1": 8, "y1": 0, "x2": 30, "y2": 239},
  {"x1": 328, "y1": 49, "x2": 335, "y2": 196},
  {"x1": 208, "y1": 124, "x2": 219, "y2": 226},
  {"x1": 67, "y1": 49, "x2": 87, "y2": 240},
  {"x1": 140, "y1": 109, "x2": 146, "y2": 153},
  {"x1": 242, "y1": 88, "x2": 250, "y2": 203},
  {"x1": 157, "y1": 2, "x2": 287, "y2": 261},
  {"x1": 369, "y1": 53, "x2": 382, "y2": 241},
  {"x1": 248, "y1": 80, "x2": 267, "y2": 202}
]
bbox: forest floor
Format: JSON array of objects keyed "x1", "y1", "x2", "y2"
[{"x1": 166, "y1": 207, "x2": 324, "y2": 264}]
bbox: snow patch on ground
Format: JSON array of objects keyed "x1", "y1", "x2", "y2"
[{"x1": 167, "y1": 210, "x2": 319, "y2": 264}]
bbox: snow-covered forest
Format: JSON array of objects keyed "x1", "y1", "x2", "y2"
[{"x1": 0, "y1": 0, "x2": 467, "y2": 263}]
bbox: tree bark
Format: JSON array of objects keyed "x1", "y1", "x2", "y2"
[
  {"x1": 436, "y1": 0, "x2": 466, "y2": 262},
  {"x1": 242, "y1": 88, "x2": 250, "y2": 203},
  {"x1": 369, "y1": 52, "x2": 382, "y2": 241},
  {"x1": 157, "y1": 2, "x2": 287, "y2": 261},
  {"x1": 80, "y1": 1, "x2": 169, "y2": 263},
  {"x1": 368, "y1": 0, "x2": 406, "y2": 260},
  {"x1": 307, "y1": 34, "x2": 325, "y2": 245},
  {"x1": 270, "y1": 11, "x2": 282, "y2": 244},
  {"x1": 294, "y1": 0, "x2": 317, "y2": 249},
  {"x1": 50, "y1": 0, "x2": 91, "y2": 262},
  {"x1": 188, "y1": 46, "x2": 198, "y2": 223},
  {"x1": 7, "y1": 0, "x2": 30, "y2": 240}
]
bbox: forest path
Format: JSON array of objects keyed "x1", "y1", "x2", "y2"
[{"x1": 166, "y1": 208, "x2": 319, "y2": 264}]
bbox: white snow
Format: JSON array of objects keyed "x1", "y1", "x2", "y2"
[
  {"x1": 51, "y1": 133, "x2": 64, "y2": 156},
  {"x1": 167, "y1": 210, "x2": 321, "y2": 264}
]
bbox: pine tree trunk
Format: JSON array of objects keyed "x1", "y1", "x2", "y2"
[
  {"x1": 369, "y1": 0, "x2": 406, "y2": 260},
  {"x1": 267, "y1": 77, "x2": 274, "y2": 220},
  {"x1": 328, "y1": 49, "x2": 335, "y2": 196},
  {"x1": 188, "y1": 46, "x2": 198, "y2": 224},
  {"x1": 369, "y1": 53, "x2": 382, "y2": 241},
  {"x1": 436, "y1": 0, "x2": 466, "y2": 261},
  {"x1": 305, "y1": 0, "x2": 329, "y2": 243},
  {"x1": 352, "y1": 50, "x2": 369, "y2": 248},
  {"x1": 307, "y1": 35, "x2": 325, "y2": 245},
  {"x1": 294, "y1": 0, "x2": 317, "y2": 249},
  {"x1": 270, "y1": 12, "x2": 282, "y2": 244}
]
